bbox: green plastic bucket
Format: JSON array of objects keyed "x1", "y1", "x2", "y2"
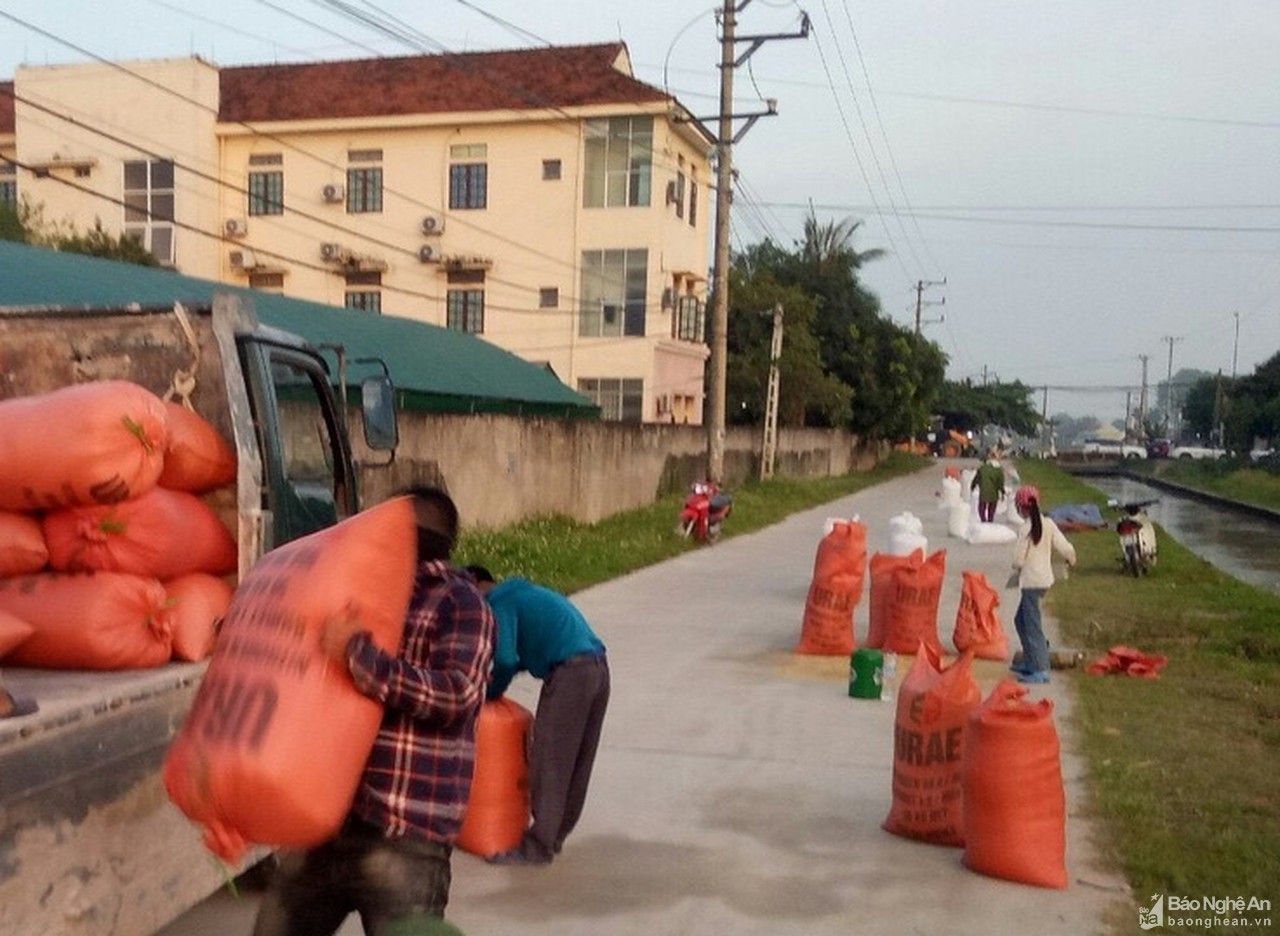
[{"x1": 849, "y1": 648, "x2": 884, "y2": 699}]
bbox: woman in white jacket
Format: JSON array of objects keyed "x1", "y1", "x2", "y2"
[{"x1": 1011, "y1": 486, "x2": 1076, "y2": 684}]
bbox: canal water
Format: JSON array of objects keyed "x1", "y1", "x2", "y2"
[{"x1": 1084, "y1": 475, "x2": 1280, "y2": 595}]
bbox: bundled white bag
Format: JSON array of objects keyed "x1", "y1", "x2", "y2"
[
  {"x1": 947, "y1": 501, "x2": 970, "y2": 538},
  {"x1": 888, "y1": 512, "x2": 928, "y2": 556},
  {"x1": 939, "y1": 477, "x2": 962, "y2": 509},
  {"x1": 965, "y1": 517, "x2": 1017, "y2": 545}
]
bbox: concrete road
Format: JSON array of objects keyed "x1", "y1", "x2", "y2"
[{"x1": 162, "y1": 463, "x2": 1129, "y2": 935}]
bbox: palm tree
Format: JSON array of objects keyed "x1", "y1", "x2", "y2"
[{"x1": 798, "y1": 212, "x2": 886, "y2": 274}]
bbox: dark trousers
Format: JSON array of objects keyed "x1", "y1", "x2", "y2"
[
  {"x1": 524, "y1": 653, "x2": 610, "y2": 860},
  {"x1": 253, "y1": 816, "x2": 451, "y2": 936},
  {"x1": 978, "y1": 499, "x2": 997, "y2": 523},
  {"x1": 1014, "y1": 588, "x2": 1051, "y2": 673}
]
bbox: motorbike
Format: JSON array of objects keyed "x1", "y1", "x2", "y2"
[
  {"x1": 1108, "y1": 498, "x2": 1158, "y2": 577},
  {"x1": 678, "y1": 481, "x2": 733, "y2": 543}
]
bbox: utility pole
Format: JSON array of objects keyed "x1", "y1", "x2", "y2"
[
  {"x1": 914, "y1": 279, "x2": 947, "y2": 336},
  {"x1": 1162, "y1": 335, "x2": 1184, "y2": 438},
  {"x1": 982, "y1": 365, "x2": 988, "y2": 387},
  {"x1": 1138, "y1": 354, "x2": 1150, "y2": 433},
  {"x1": 1231, "y1": 311, "x2": 1240, "y2": 380},
  {"x1": 1125, "y1": 390, "x2": 1133, "y2": 440},
  {"x1": 760, "y1": 302, "x2": 784, "y2": 479},
  {"x1": 704, "y1": 0, "x2": 808, "y2": 483}
]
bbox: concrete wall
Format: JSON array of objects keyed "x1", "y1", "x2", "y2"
[{"x1": 352, "y1": 411, "x2": 880, "y2": 529}]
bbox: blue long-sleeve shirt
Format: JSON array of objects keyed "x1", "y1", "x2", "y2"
[{"x1": 485, "y1": 578, "x2": 606, "y2": 699}]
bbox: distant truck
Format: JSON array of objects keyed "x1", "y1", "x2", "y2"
[
  {"x1": 1081, "y1": 437, "x2": 1147, "y2": 459},
  {"x1": 1169, "y1": 443, "x2": 1228, "y2": 460},
  {"x1": 0, "y1": 295, "x2": 396, "y2": 936}
]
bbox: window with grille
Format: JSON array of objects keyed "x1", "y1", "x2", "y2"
[
  {"x1": 447, "y1": 289, "x2": 485, "y2": 333},
  {"x1": 249, "y1": 153, "x2": 283, "y2": 166},
  {"x1": 674, "y1": 296, "x2": 705, "y2": 343},
  {"x1": 346, "y1": 167, "x2": 383, "y2": 213},
  {"x1": 690, "y1": 180, "x2": 698, "y2": 227},
  {"x1": 248, "y1": 170, "x2": 283, "y2": 216},
  {"x1": 672, "y1": 172, "x2": 685, "y2": 219},
  {"x1": 578, "y1": 378, "x2": 643, "y2": 422},
  {"x1": 449, "y1": 163, "x2": 487, "y2": 210},
  {"x1": 344, "y1": 290, "x2": 381, "y2": 313},
  {"x1": 123, "y1": 159, "x2": 175, "y2": 263},
  {"x1": 583, "y1": 116, "x2": 652, "y2": 208},
  {"x1": 0, "y1": 179, "x2": 15, "y2": 209},
  {"x1": 578, "y1": 248, "x2": 647, "y2": 338},
  {"x1": 249, "y1": 272, "x2": 285, "y2": 290}
]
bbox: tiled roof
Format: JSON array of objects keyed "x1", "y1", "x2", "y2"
[
  {"x1": 219, "y1": 43, "x2": 669, "y2": 124},
  {"x1": 0, "y1": 83, "x2": 14, "y2": 135}
]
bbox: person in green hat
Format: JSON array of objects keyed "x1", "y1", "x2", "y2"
[{"x1": 971, "y1": 449, "x2": 1006, "y2": 523}]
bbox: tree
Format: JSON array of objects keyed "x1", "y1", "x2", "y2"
[
  {"x1": 935, "y1": 381, "x2": 1041, "y2": 437},
  {"x1": 1049, "y1": 412, "x2": 1102, "y2": 447},
  {"x1": 2, "y1": 201, "x2": 158, "y2": 266},
  {"x1": 741, "y1": 213, "x2": 948, "y2": 440}
]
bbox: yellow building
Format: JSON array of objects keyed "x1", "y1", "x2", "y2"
[{"x1": 1, "y1": 44, "x2": 713, "y2": 424}]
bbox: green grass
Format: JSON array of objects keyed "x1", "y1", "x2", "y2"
[
  {"x1": 454, "y1": 452, "x2": 925, "y2": 594},
  {"x1": 1017, "y1": 461, "x2": 1280, "y2": 930},
  {"x1": 1135, "y1": 459, "x2": 1280, "y2": 513}
]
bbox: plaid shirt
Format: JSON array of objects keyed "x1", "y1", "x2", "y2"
[{"x1": 345, "y1": 560, "x2": 495, "y2": 845}]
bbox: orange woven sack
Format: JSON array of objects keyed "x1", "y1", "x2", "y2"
[
  {"x1": 0, "y1": 572, "x2": 171, "y2": 669},
  {"x1": 163, "y1": 496, "x2": 417, "y2": 864},
  {"x1": 953, "y1": 571, "x2": 1009, "y2": 660},
  {"x1": 866, "y1": 551, "x2": 920, "y2": 649},
  {"x1": 159, "y1": 402, "x2": 238, "y2": 493},
  {"x1": 167, "y1": 573, "x2": 234, "y2": 662},
  {"x1": 963, "y1": 681, "x2": 1067, "y2": 889},
  {"x1": 881, "y1": 550, "x2": 947, "y2": 656},
  {"x1": 0, "y1": 380, "x2": 168, "y2": 512},
  {"x1": 44, "y1": 488, "x2": 237, "y2": 579},
  {"x1": 796, "y1": 520, "x2": 867, "y2": 655},
  {"x1": 0, "y1": 511, "x2": 48, "y2": 575},
  {"x1": 0, "y1": 610, "x2": 34, "y2": 659},
  {"x1": 883, "y1": 643, "x2": 981, "y2": 845},
  {"x1": 457, "y1": 697, "x2": 534, "y2": 857}
]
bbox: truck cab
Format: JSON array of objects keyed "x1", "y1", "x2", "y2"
[{"x1": 0, "y1": 294, "x2": 396, "y2": 936}]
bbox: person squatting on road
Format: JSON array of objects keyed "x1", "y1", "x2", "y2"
[
  {"x1": 467, "y1": 568, "x2": 610, "y2": 866},
  {"x1": 253, "y1": 487, "x2": 495, "y2": 935},
  {"x1": 1010, "y1": 485, "x2": 1076, "y2": 686},
  {"x1": 972, "y1": 450, "x2": 1006, "y2": 523}
]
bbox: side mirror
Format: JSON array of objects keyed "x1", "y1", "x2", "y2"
[{"x1": 361, "y1": 375, "x2": 398, "y2": 451}]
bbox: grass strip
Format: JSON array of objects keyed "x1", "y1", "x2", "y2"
[
  {"x1": 1135, "y1": 459, "x2": 1280, "y2": 514},
  {"x1": 1017, "y1": 460, "x2": 1279, "y2": 929},
  {"x1": 455, "y1": 452, "x2": 924, "y2": 594}
]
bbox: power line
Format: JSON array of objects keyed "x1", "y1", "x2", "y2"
[
  {"x1": 756, "y1": 199, "x2": 1280, "y2": 213},
  {"x1": 449, "y1": 0, "x2": 551, "y2": 47},
  {"x1": 837, "y1": 0, "x2": 943, "y2": 276},
  {"x1": 250, "y1": 0, "x2": 386, "y2": 56},
  {"x1": 140, "y1": 0, "x2": 315, "y2": 57},
  {"x1": 633, "y1": 62, "x2": 1280, "y2": 131},
  {"x1": 818, "y1": 0, "x2": 925, "y2": 277},
  {"x1": 808, "y1": 23, "x2": 913, "y2": 287}
]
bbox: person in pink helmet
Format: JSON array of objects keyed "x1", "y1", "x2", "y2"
[{"x1": 1010, "y1": 486, "x2": 1076, "y2": 684}]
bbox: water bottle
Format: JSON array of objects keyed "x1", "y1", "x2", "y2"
[{"x1": 881, "y1": 652, "x2": 897, "y2": 702}]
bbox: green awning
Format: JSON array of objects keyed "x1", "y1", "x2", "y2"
[{"x1": 0, "y1": 240, "x2": 598, "y2": 418}]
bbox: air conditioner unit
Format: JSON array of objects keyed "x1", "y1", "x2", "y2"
[
  {"x1": 229, "y1": 248, "x2": 258, "y2": 270},
  {"x1": 321, "y1": 183, "x2": 345, "y2": 203},
  {"x1": 320, "y1": 242, "x2": 346, "y2": 263},
  {"x1": 224, "y1": 218, "x2": 248, "y2": 238},
  {"x1": 421, "y1": 214, "x2": 444, "y2": 236},
  {"x1": 418, "y1": 244, "x2": 439, "y2": 264}
]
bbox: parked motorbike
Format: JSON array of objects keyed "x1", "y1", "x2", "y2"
[
  {"x1": 678, "y1": 481, "x2": 733, "y2": 543},
  {"x1": 1108, "y1": 498, "x2": 1158, "y2": 577}
]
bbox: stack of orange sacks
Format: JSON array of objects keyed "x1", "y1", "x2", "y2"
[{"x1": 0, "y1": 381, "x2": 238, "y2": 670}]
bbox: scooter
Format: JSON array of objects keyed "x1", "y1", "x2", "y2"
[
  {"x1": 678, "y1": 481, "x2": 733, "y2": 543},
  {"x1": 1108, "y1": 498, "x2": 1158, "y2": 577}
]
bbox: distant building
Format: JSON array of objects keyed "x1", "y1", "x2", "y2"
[{"x1": 0, "y1": 44, "x2": 713, "y2": 423}]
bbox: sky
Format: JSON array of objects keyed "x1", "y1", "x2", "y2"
[{"x1": 3, "y1": 0, "x2": 1278, "y2": 420}]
